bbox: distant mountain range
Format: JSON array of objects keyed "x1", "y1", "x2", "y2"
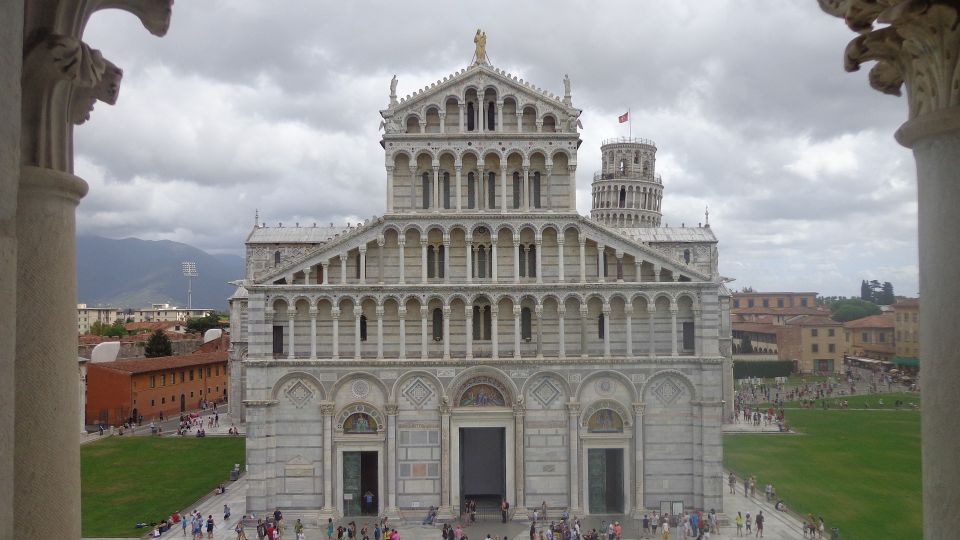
[{"x1": 77, "y1": 235, "x2": 245, "y2": 311}]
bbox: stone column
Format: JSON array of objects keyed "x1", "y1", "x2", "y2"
[
  {"x1": 693, "y1": 307, "x2": 702, "y2": 356},
  {"x1": 322, "y1": 262, "x2": 330, "y2": 285},
  {"x1": 442, "y1": 235, "x2": 450, "y2": 284},
  {"x1": 558, "y1": 306, "x2": 567, "y2": 358},
  {"x1": 565, "y1": 401, "x2": 582, "y2": 514},
  {"x1": 419, "y1": 119, "x2": 426, "y2": 134},
  {"x1": 522, "y1": 166, "x2": 530, "y2": 210},
  {"x1": 500, "y1": 166, "x2": 508, "y2": 211},
  {"x1": 442, "y1": 305, "x2": 451, "y2": 359},
  {"x1": 634, "y1": 261, "x2": 642, "y2": 283},
  {"x1": 398, "y1": 307, "x2": 406, "y2": 359},
  {"x1": 596, "y1": 244, "x2": 605, "y2": 283},
  {"x1": 652, "y1": 264, "x2": 661, "y2": 282},
  {"x1": 546, "y1": 164, "x2": 554, "y2": 208},
  {"x1": 385, "y1": 404, "x2": 400, "y2": 517},
  {"x1": 439, "y1": 401, "x2": 453, "y2": 515},
  {"x1": 815, "y1": 8, "x2": 960, "y2": 533},
  {"x1": 568, "y1": 164, "x2": 577, "y2": 211},
  {"x1": 439, "y1": 111, "x2": 446, "y2": 134},
  {"x1": 602, "y1": 303, "x2": 611, "y2": 358},
  {"x1": 616, "y1": 252, "x2": 624, "y2": 282},
  {"x1": 670, "y1": 305, "x2": 678, "y2": 357},
  {"x1": 557, "y1": 238, "x2": 565, "y2": 282},
  {"x1": 385, "y1": 165, "x2": 394, "y2": 213},
  {"x1": 513, "y1": 239, "x2": 521, "y2": 283},
  {"x1": 287, "y1": 312, "x2": 296, "y2": 359},
  {"x1": 626, "y1": 311, "x2": 633, "y2": 358},
  {"x1": 513, "y1": 403, "x2": 526, "y2": 509},
  {"x1": 377, "y1": 238, "x2": 385, "y2": 284},
  {"x1": 491, "y1": 311, "x2": 499, "y2": 359},
  {"x1": 332, "y1": 308, "x2": 340, "y2": 359},
  {"x1": 320, "y1": 402, "x2": 336, "y2": 513},
  {"x1": 633, "y1": 403, "x2": 645, "y2": 514},
  {"x1": 579, "y1": 305, "x2": 588, "y2": 358},
  {"x1": 535, "y1": 305, "x2": 543, "y2": 358},
  {"x1": 455, "y1": 165, "x2": 462, "y2": 211},
  {"x1": 432, "y1": 165, "x2": 440, "y2": 210},
  {"x1": 648, "y1": 305, "x2": 656, "y2": 357},
  {"x1": 465, "y1": 308, "x2": 473, "y2": 360},
  {"x1": 516, "y1": 112, "x2": 523, "y2": 133},
  {"x1": 309, "y1": 308, "x2": 318, "y2": 359},
  {"x1": 354, "y1": 312, "x2": 362, "y2": 360},
  {"x1": 15, "y1": 166, "x2": 87, "y2": 539},
  {"x1": 359, "y1": 246, "x2": 367, "y2": 284},
  {"x1": 535, "y1": 235, "x2": 543, "y2": 284},
  {"x1": 513, "y1": 305, "x2": 522, "y2": 359},
  {"x1": 340, "y1": 253, "x2": 347, "y2": 284},
  {"x1": 497, "y1": 100, "x2": 504, "y2": 131},
  {"x1": 420, "y1": 306, "x2": 429, "y2": 359},
  {"x1": 421, "y1": 240, "x2": 428, "y2": 283},
  {"x1": 579, "y1": 239, "x2": 586, "y2": 283},
  {"x1": 458, "y1": 103, "x2": 465, "y2": 132},
  {"x1": 376, "y1": 305, "x2": 384, "y2": 359},
  {"x1": 409, "y1": 165, "x2": 417, "y2": 209},
  {"x1": 397, "y1": 239, "x2": 406, "y2": 284},
  {"x1": 491, "y1": 242, "x2": 499, "y2": 281}
]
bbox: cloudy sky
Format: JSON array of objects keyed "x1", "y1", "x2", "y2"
[{"x1": 75, "y1": 1, "x2": 918, "y2": 297}]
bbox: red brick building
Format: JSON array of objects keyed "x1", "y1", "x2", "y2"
[{"x1": 84, "y1": 347, "x2": 229, "y2": 426}]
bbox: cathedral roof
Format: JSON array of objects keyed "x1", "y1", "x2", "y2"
[
  {"x1": 616, "y1": 227, "x2": 717, "y2": 243},
  {"x1": 246, "y1": 224, "x2": 349, "y2": 244}
]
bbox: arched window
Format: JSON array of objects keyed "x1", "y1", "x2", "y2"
[
  {"x1": 532, "y1": 172, "x2": 541, "y2": 208},
  {"x1": 512, "y1": 172, "x2": 521, "y2": 208},
  {"x1": 518, "y1": 245, "x2": 527, "y2": 278},
  {"x1": 360, "y1": 314, "x2": 368, "y2": 341},
  {"x1": 521, "y1": 307, "x2": 532, "y2": 341},
  {"x1": 473, "y1": 306, "x2": 482, "y2": 340},
  {"x1": 684, "y1": 249, "x2": 691, "y2": 264},
  {"x1": 438, "y1": 244, "x2": 445, "y2": 278},
  {"x1": 528, "y1": 244, "x2": 537, "y2": 278},
  {"x1": 598, "y1": 313, "x2": 605, "y2": 339},
  {"x1": 427, "y1": 245, "x2": 436, "y2": 278},
  {"x1": 421, "y1": 172, "x2": 430, "y2": 209},
  {"x1": 487, "y1": 101, "x2": 496, "y2": 131},
  {"x1": 467, "y1": 102, "x2": 475, "y2": 131},
  {"x1": 619, "y1": 187, "x2": 626, "y2": 208},
  {"x1": 274, "y1": 251, "x2": 281, "y2": 266},
  {"x1": 432, "y1": 308, "x2": 443, "y2": 341},
  {"x1": 476, "y1": 245, "x2": 487, "y2": 279},
  {"x1": 483, "y1": 306, "x2": 492, "y2": 340},
  {"x1": 488, "y1": 172, "x2": 497, "y2": 209},
  {"x1": 442, "y1": 172, "x2": 450, "y2": 209},
  {"x1": 467, "y1": 172, "x2": 476, "y2": 209}
]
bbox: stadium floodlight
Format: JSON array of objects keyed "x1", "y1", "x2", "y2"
[{"x1": 181, "y1": 261, "x2": 198, "y2": 310}]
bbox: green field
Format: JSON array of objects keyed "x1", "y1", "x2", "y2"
[
  {"x1": 755, "y1": 391, "x2": 921, "y2": 410},
  {"x1": 724, "y1": 403, "x2": 921, "y2": 539},
  {"x1": 82, "y1": 437, "x2": 245, "y2": 537}
]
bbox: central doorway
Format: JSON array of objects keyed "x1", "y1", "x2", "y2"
[
  {"x1": 460, "y1": 427, "x2": 506, "y2": 511},
  {"x1": 588, "y1": 448, "x2": 625, "y2": 514},
  {"x1": 342, "y1": 451, "x2": 379, "y2": 516}
]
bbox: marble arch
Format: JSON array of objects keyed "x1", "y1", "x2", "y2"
[
  {"x1": 640, "y1": 369, "x2": 697, "y2": 402},
  {"x1": 576, "y1": 369, "x2": 638, "y2": 403},
  {"x1": 270, "y1": 371, "x2": 326, "y2": 401},
  {"x1": 446, "y1": 366, "x2": 518, "y2": 405},
  {"x1": 389, "y1": 370, "x2": 444, "y2": 404}
]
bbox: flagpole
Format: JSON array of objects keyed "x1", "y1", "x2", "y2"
[{"x1": 629, "y1": 107, "x2": 632, "y2": 139}]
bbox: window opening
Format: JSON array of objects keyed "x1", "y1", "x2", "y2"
[
  {"x1": 421, "y1": 172, "x2": 430, "y2": 209},
  {"x1": 360, "y1": 315, "x2": 368, "y2": 341},
  {"x1": 598, "y1": 313, "x2": 605, "y2": 339},
  {"x1": 442, "y1": 172, "x2": 450, "y2": 208},
  {"x1": 519, "y1": 245, "x2": 527, "y2": 278},
  {"x1": 521, "y1": 307, "x2": 532, "y2": 341},
  {"x1": 488, "y1": 172, "x2": 496, "y2": 209},
  {"x1": 487, "y1": 101, "x2": 496, "y2": 131},
  {"x1": 468, "y1": 172, "x2": 476, "y2": 209},
  {"x1": 467, "y1": 102, "x2": 475, "y2": 131},
  {"x1": 532, "y1": 172, "x2": 541, "y2": 208},
  {"x1": 512, "y1": 172, "x2": 521, "y2": 208},
  {"x1": 432, "y1": 308, "x2": 443, "y2": 341}
]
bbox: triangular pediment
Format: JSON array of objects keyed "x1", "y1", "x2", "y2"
[
  {"x1": 253, "y1": 215, "x2": 711, "y2": 286},
  {"x1": 383, "y1": 63, "x2": 574, "y2": 120}
]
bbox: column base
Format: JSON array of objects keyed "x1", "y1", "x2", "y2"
[
  {"x1": 317, "y1": 507, "x2": 340, "y2": 522},
  {"x1": 382, "y1": 506, "x2": 403, "y2": 521},
  {"x1": 437, "y1": 506, "x2": 457, "y2": 521}
]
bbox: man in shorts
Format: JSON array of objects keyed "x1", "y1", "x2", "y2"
[{"x1": 755, "y1": 511, "x2": 764, "y2": 538}]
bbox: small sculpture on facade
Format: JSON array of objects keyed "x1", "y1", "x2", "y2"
[
  {"x1": 473, "y1": 29, "x2": 488, "y2": 65},
  {"x1": 563, "y1": 73, "x2": 571, "y2": 96}
]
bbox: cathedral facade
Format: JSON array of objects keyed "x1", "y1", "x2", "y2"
[{"x1": 229, "y1": 46, "x2": 733, "y2": 523}]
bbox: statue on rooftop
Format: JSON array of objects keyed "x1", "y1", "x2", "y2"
[{"x1": 473, "y1": 29, "x2": 488, "y2": 65}]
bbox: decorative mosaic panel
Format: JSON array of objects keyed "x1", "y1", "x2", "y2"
[
  {"x1": 652, "y1": 377, "x2": 684, "y2": 405},
  {"x1": 351, "y1": 379, "x2": 370, "y2": 399},
  {"x1": 402, "y1": 377, "x2": 434, "y2": 408},
  {"x1": 531, "y1": 378, "x2": 561, "y2": 408},
  {"x1": 284, "y1": 379, "x2": 315, "y2": 409}
]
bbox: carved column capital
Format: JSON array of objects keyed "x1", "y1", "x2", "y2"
[
  {"x1": 385, "y1": 404, "x2": 399, "y2": 416},
  {"x1": 633, "y1": 402, "x2": 646, "y2": 415},
  {"x1": 566, "y1": 401, "x2": 581, "y2": 415},
  {"x1": 820, "y1": 0, "x2": 960, "y2": 143},
  {"x1": 319, "y1": 401, "x2": 336, "y2": 416}
]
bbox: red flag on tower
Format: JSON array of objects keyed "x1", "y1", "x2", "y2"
[{"x1": 618, "y1": 111, "x2": 629, "y2": 123}]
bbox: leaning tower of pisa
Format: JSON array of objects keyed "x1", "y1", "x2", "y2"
[{"x1": 590, "y1": 137, "x2": 664, "y2": 227}]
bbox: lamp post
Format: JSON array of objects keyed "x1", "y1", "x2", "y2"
[{"x1": 181, "y1": 262, "x2": 198, "y2": 310}]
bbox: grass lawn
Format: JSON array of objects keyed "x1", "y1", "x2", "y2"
[
  {"x1": 756, "y1": 391, "x2": 921, "y2": 410},
  {"x1": 82, "y1": 437, "x2": 245, "y2": 537},
  {"x1": 725, "y1": 406, "x2": 921, "y2": 539}
]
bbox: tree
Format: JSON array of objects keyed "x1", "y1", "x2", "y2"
[
  {"x1": 88, "y1": 320, "x2": 107, "y2": 336},
  {"x1": 186, "y1": 313, "x2": 221, "y2": 335},
  {"x1": 860, "y1": 280, "x2": 871, "y2": 301},
  {"x1": 103, "y1": 320, "x2": 127, "y2": 337},
  {"x1": 144, "y1": 329, "x2": 173, "y2": 358},
  {"x1": 830, "y1": 298, "x2": 882, "y2": 322},
  {"x1": 740, "y1": 334, "x2": 754, "y2": 354},
  {"x1": 740, "y1": 286, "x2": 755, "y2": 293},
  {"x1": 878, "y1": 282, "x2": 896, "y2": 305}
]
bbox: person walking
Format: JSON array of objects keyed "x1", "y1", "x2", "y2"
[
  {"x1": 235, "y1": 520, "x2": 247, "y2": 540},
  {"x1": 744, "y1": 512, "x2": 751, "y2": 535},
  {"x1": 755, "y1": 511, "x2": 764, "y2": 538},
  {"x1": 294, "y1": 519, "x2": 305, "y2": 540},
  {"x1": 182, "y1": 513, "x2": 189, "y2": 536},
  {"x1": 735, "y1": 512, "x2": 743, "y2": 537},
  {"x1": 206, "y1": 515, "x2": 216, "y2": 539},
  {"x1": 500, "y1": 499, "x2": 510, "y2": 523},
  {"x1": 728, "y1": 472, "x2": 736, "y2": 494}
]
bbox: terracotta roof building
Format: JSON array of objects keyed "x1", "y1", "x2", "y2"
[{"x1": 844, "y1": 313, "x2": 896, "y2": 362}]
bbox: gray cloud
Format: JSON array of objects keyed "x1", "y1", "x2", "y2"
[{"x1": 75, "y1": 0, "x2": 918, "y2": 297}]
